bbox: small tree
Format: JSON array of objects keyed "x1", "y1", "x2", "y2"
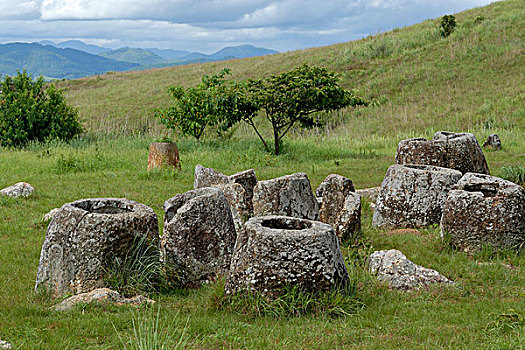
[
  {"x1": 0, "y1": 71, "x2": 83, "y2": 147},
  {"x1": 439, "y1": 15, "x2": 456, "y2": 38},
  {"x1": 156, "y1": 69, "x2": 231, "y2": 140},
  {"x1": 241, "y1": 64, "x2": 367, "y2": 155}
]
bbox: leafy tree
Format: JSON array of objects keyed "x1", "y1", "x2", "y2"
[
  {"x1": 439, "y1": 15, "x2": 456, "y2": 38},
  {"x1": 0, "y1": 70, "x2": 83, "y2": 147},
  {"x1": 156, "y1": 68, "x2": 232, "y2": 140},
  {"x1": 241, "y1": 64, "x2": 368, "y2": 155},
  {"x1": 157, "y1": 65, "x2": 367, "y2": 155}
]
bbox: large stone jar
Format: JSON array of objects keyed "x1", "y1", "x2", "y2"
[
  {"x1": 395, "y1": 131, "x2": 490, "y2": 174},
  {"x1": 161, "y1": 187, "x2": 237, "y2": 286},
  {"x1": 252, "y1": 173, "x2": 319, "y2": 220},
  {"x1": 225, "y1": 215, "x2": 350, "y2": 297},
  {"x1": 441, "y1": 173, "x2": 525, "y2": 252},
  {"x1": 373, "y1": 164, "x2": 463, "y2": 228},
  {"x1": 35, "y1": 198, "x2": 159, "y2": 298}
]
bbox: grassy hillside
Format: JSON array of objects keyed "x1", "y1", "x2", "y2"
[
  {"x1": 58, "y1": 0, "x2": 524, "y2": 138},
  {"x1": 1, "y1": 1, "x2": 524, "y2": 349}
]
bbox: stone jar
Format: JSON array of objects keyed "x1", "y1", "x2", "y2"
[
  {"x1": 441, "y1": 173, "x2": 525, "y2": 252},
  {"x1": 395, "y1": 131, "x2": 490, "y2": 174},
  {"x1": 373, "y1": 164, "x2": 463, "y2": 228},
  {"x1": 161, "y1": 187, "x2": 237, "y2": 286},
  {"x1": 225, "y1": 215, "x2": 350, "y2": 297},
  {"x1": 35, "y1": 198, "x2": 159, "y2": 298}
]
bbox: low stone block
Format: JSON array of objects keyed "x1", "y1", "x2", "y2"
[{"x1": 368, "y1": 249, "x2": 452, "y2": 290}]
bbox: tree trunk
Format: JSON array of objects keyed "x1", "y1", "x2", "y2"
[
  {"x1": 273, "y1": 125, "x2": 280, "y2": 155},
  {"x1": 147, "y1": 142, "x2": 181, "y2": 171}
]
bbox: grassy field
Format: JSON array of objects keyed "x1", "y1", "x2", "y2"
[{"x1": 1, "y1": 0, "x2": 525, "y2": 348}]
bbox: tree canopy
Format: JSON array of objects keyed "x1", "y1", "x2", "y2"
[
  {"x1": 157, "y1": 64, "x2": 368, "y2": 154},
  {"x1": 0, "y1": 71, "x2": 82, "y2": 147}
]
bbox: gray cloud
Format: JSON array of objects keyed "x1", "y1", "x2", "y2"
[{"x1": 0, "y1": 0, "x2": 501, "y2": 52}]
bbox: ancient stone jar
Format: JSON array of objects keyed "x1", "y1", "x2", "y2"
[
  {"x1": 372, "y1": 164, "x2": 463, "y2": 228},
  {"x1": 252, "y1": 172, "x2": 319, "y2": 220},
  {"x1": 441, "y1": 173, "x2": 525, "y2": 252},
  {"x1": 317, "y1": 174, "x2": 361, "y2": 240},
  {"x1": 35, "y1": 198, "x2": 159, "y2": 298},
  {"x1": 225, "y1": 216, "x2": 350, "y2": 297},
  {"x1": 147, "y1": 142, "x2": 181, "y2": 171},
  {"x1": 194, "y1": 165, "x2": 257, "y2": 212},
  {"x1": 161, "y1": 187, "x2": 237, "y2": 286},
  {"x1": 395, "y1": 131, "x2": 490, "y2": 174}
]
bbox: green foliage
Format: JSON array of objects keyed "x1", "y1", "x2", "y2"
[
  {"x1": 439, "y1": 15, "x2": 457, "y2": 38},
  {"x1": 115, "y1": 306, "x2": 190, "y2": 350},
  {"x1": 243, "y1": 64, "x2": 367, "y2": 154},
  {"x1": 499, "y1": 165, "x2": 525, "y2": 185},
  {"x1": 0, "y1": 70, "x2": 83, "y2": 147},
  {"x1": 104, "y1": 236, "x2": 165, "y2": 297},
  {"x1": 217, "y1": 283, "x2": 361, "y2": 318},
  {"x1": 156, "y1": 68, "x2": 233, "y2": 140},
  {"x1": 486, "y1": 310, "x2": 525, "y2": 334}
]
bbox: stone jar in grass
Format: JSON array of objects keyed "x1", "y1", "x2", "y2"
[{"x1": 35, "y1": 198, "x2": 159, "y2": 298}]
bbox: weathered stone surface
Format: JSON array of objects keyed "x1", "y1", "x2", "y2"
[
  {"x1": 161, "y1": 187, "x2": 237, "y2": 286},
  {"x1": 0, "y1": 340, "x2": 12, "y2": 350},
  {"x1": 35, "y1": 198, "x2": 159, "y2": 298},
  {"x1": 43, "y1": 208, "x2": 60, "y2": 222},
  {"x1": 373, "y1": 164, "x2": 462, "y2": 228},
  {"x1": 317, "y1": 174, "x2": 361, "y2": 240},
  {"x1": 368, "y1": 249, "x2": 452, "y2": 290},
  {"x1": 225, "y1": 216, "x2": 350, "y2": 296},
  {"x1": 147, "y1": 142, "x2": 181, "y2": 171},
  {"x1": 253, "y1": 173, "x2": 319, "y2": 220},
  {"x1": 356, "y1": 187, "x2": 380, "y2": 202},
  {"x1": 51, "y1": 288, "x2": 155, "y2": 311},
  {"x1": 194, "y1": 165, "x2": 257, "y2": 212},
  {"x1": 395, "y1": 131, "x2": 490, "y2": 174},
  {"x1": 0, "y1": 182, "x2": 34, "y2": 197},
  {"x1": 482, "y1": 134, "x2": 502, "y2": 150},
  {"x1": 216, "y1": 183, "x2": 251, "y2": 236},
  {"x1": 315, "y1": 174, "x2": 355, "y2": 198},
  {"x1": 441, "y1": 173, "x2": 525, "y2": 252}
]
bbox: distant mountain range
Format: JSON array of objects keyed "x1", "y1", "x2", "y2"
[{"x1": 0, "y1": 41, "x2": 278, "y2": 80}]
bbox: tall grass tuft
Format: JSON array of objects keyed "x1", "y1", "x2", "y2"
[
  {"x1": 115, "y1": 306, "x2": 190, "y2": 350},
  {"x1": 104, "y1": 236, "x2": 164, "y2": 297},
  {"x1": 216, "y1": 282, "x2": 363, "y2": 318}
]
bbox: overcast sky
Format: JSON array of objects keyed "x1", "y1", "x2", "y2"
[{"x1": 0, "y1": 0, "x2": 500, "y2": 53}]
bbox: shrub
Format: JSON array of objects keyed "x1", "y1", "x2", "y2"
[
  {"x1": 499, "y1": 165, "x2": 525, "y2": 185},
  {"x1": 439, "y1": 15, "x2": 457, "y2": 38},
  {"x1": 0, "y1": 71, "x2": 82, "y2": 147}
]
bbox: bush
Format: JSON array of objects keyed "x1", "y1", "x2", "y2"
[
  {"x1": 439, "y1": 15, "x2": 457, "y2": 38},
  {"x1": 500, "y1": 165, "x2": 525, "y2": 185},
  {"x1": 0, "y1": 71, "x2": 83, "y2": 147}
]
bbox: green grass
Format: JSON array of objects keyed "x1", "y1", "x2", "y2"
[
  {"x1": 0, "y1": 134, "x2": 524, "y2": 349},
  {"x1": 1, "y1": 0, "x2": 525, "y2": 348}
]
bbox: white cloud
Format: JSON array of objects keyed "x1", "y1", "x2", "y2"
[{"x1": 0, "y1": 0, "x2": 504, "y2": 52}]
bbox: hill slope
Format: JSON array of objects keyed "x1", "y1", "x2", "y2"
[
  {"x1": 100, "y1": 47, "x2": 166, "y2": 65},
  {"x1": 0, "y1": 43, "x2": 138, "y2": 79},
  {"x1": 59, "y1": 0, "x2": 524, "y2": 138}
]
